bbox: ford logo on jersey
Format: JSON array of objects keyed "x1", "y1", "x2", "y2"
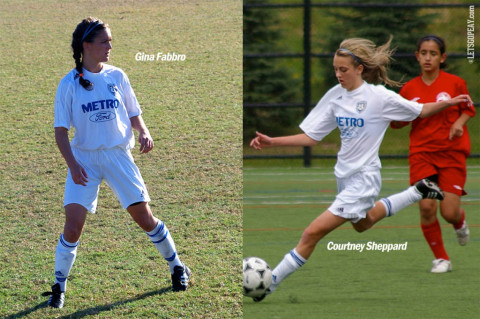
[{"x1": 89, "y1": 111, "x2": 116, "y2": 122}]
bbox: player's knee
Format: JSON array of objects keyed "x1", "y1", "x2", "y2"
[
  {"x1": 353, "y1": 223, "x2": 369, "y2": 233},
  {"x1": 63, "y1": 226, "x2": 83, "y2": 243},
  {"x1": 440, "y1": 208, "x2": 461, "y2": 224},
  {"x1": 301, "y1": 226, "x2": 325, "y2": 246},
  {"x1": 355, "y1": 226, "x2": 367, "y2": 233},
  {"x1": 419, "y1": 200, "x2": 437, "y2": 218},
  {"x1": 128, "y1": 203, "x2": 157, "y2": 232}
]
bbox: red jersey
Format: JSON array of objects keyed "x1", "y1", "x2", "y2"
[{"x1": 397, "y1": 71, "x2": 475, "y2": 156}]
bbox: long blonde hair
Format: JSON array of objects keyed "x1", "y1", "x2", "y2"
[{"x1": 335, "y1": 36, "x2": 402, "y2": 87}]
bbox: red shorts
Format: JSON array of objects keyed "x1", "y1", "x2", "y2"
[{"x1": 409, "y1": 151, "x2": 467, "y2": 196}]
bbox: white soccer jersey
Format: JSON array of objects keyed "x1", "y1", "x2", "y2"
[
  {"x1": 300, "y1": 82, "x2": 423, "y2": 178},
  {"x1": 54, "y1": 64, "x2": 142, "y2": 150}
]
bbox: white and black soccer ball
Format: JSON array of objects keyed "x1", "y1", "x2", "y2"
[{"x1": 243, "y1": 257, "x2": 273, "y2": 298}]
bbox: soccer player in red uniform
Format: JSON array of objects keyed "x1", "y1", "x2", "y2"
[{"x1": 392, "y1": 35, "x2": 475, "y2": 273}]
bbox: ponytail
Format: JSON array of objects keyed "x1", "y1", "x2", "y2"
[{"x1": 336, "y1": 36, "x2": 402, "y2": 87}]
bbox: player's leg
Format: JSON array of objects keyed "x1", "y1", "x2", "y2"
[
  {"x1": 46, "y1": 204, "x2": 87, "y2": 308},
  {"x1": 440, "y1": 192, "x2": 463, "y2": 224},
  {"x1": 266, "y1": 211, "x2": 346, "y2": 294},
  {"x1": 437, "y1": 163, "x2": 469, "y2": 246},
  {"x1": 260, "y1": 170, "x2": 375, "y2": 301},
  {"x1": 46, "y1": 151, "x2": 100, "y2": 308},
  {"x1": 296, "y1": 210, "x2": 347, "y2": 259},
  {"x1": 63, "y1": 203, "x2": 88, "y2": 242},
  {"x1": 352, "y1": 201, "x2": 387, "y2": 232},
  {"x1": 57, "y1": 204, "x2": 87, "y2": 287},
  {"x1": 127, "y1": 201, "x2": 157, "y2": 232},
  {"x1": 127, "y1": 202, "x2": 191, "y2": 291},
  {"x1": 419, "y1": 198, "x2": 451, "y2": 273},
  {"x1": 440, "y1": 192, "x2": 469, "y2": 245},
  {"x1": 407, "y1": 154, "x2": 451, "y2": 272},
  {"x1": 353, "y1": 178, "x2": 444, "y2": 232},
  {"x1": 126, "y1": 202, "x2": 182, "y2": 267},
  {"x1": 104, "y1": 148, "x2": 191, "y2": 291}
]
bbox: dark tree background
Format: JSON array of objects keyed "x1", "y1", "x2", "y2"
[
  {"x1": 322, "y1": 0, "x2": 438, "y2": 91},
  {"x1": 243, "y1": 0, "x2": 301, "y2": 140}
]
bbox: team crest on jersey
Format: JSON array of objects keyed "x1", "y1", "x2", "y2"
[
  {"x1": 107, "y1": 83, "x2": 119, "y2": 96},
  {"x1": 436, "y1": 92, "x2": 451, "y2": 102},
  {"x1": 356, "y1": 101, "x2": 367, "y2": 113}
]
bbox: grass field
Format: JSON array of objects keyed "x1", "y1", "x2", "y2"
[
  {"x1": 0, "y1": 1, "x2": 242, "y2": 318},
  {"x1": 244, "y1": 164, "x2": 480, "y2": 319}
]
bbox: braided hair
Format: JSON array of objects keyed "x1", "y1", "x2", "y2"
[{"x1": 71, "y1": 17, "x2": 108, "y2": 90}]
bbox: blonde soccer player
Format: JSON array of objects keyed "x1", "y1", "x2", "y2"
[{"x1": 249, "y1": 36, "x2": 473, "y2": 301}]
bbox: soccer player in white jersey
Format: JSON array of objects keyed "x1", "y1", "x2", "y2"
[
  {"x1": 43, "y1": 17, "x2": 191, "y2": 308},
  {"x1": 249, "y1": 37, "x2": 473, "y2": 302}
]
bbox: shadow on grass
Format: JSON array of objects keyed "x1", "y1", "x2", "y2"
[{"x1": 6, "y1": 287, "x2": 171, "y2": 319}]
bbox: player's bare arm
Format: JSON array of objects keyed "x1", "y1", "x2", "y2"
[
  {"x1": 419, "y1": 94, "x2": 473, "y2": 118},
  {"x1": 250, "y1": 132, "x2": 318, "y2": 150},
  {"x1": 54, "y1": 127, "x2": 88, "y2": 186},
  {"x1": 130, "y1": 115, "x2": 154, "y2": 154}
]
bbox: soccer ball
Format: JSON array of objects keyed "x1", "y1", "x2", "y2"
[{"x1": 243, "y1": 257, "x2": 273, "y2": 298}]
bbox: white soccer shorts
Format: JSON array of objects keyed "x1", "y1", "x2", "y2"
[
  {"x1": 328, "y1": 168, "x2": 382, "y2": 223},
  {"x1": 64, "y1": 147, "x2": 151, "y2": 213}
]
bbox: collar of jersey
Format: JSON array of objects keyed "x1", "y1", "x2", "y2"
[
  {"x1": 82, "y1": 64, "x2": 107, "y2": 77},
  {"x1": 345, "y1": 81, "x2": 366, "y2": 96}
]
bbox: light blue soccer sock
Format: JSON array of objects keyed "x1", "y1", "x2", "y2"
[
  {"x1": 270, "y1": 248, "x2": 307, "y2": 292},
  {"x1": 380, "y1": 186, "x2": 422, "y2": 217},
  {"x1": 146, "y1": 219, "x2": 182, "y2": 273},
  {"x1": 54, "y1": 234, "x2": 79, "y2": 292}
]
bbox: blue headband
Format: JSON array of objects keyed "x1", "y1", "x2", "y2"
[
  {"x1": 81, "y1": 21, "x2": 103, "y2": 42},
  {"x1": 339, "y1": 48, "x2": 362, "y2": 65}
]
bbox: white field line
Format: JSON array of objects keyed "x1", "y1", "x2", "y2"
[
  {"x1": 244, "y1": 165, "x2": 480, "y2": 170},
  {"x1": 244, "y1": 171, "x2": 409, "y2": 176},
  {"x1": 245, "y1": 194, "x2": 333, "y2": 199},
  {"x1": 244, "y1": 166, "x2": 480, "y2": 205},
  {"x1": 244, "y1": 177, "x2": 409, "y2": 183},
  {"x1": 244, "y1": 200, "x2": 333, "y2": 205},
  {"x1": 244, "y1": 198, "x2": 480, "y2": 206},
  {"x1": 244, "y1": 166, "x2": 480, "y2": 173}
]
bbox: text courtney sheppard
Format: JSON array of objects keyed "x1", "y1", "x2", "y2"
[{"x1": 327, "y1": 241, "x2": 408, "y2": 253}]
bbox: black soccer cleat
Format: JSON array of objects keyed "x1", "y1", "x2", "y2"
[
  {"x1": 414, "y1": 178, "x2": 444, "y2": 200},
  {"x1": 171, "y1": 263, "x2": 191, "y2": 292},
  {"x1": 42, "y1": 283, "x2": 65, "y2": 308}
]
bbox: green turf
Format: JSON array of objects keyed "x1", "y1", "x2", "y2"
[
  {"x1": 243, "y1": 165, "x2": 480, "y2": 319},
  {"x1": 0, "y1": 1, "x2": 242, "y2": 318}
]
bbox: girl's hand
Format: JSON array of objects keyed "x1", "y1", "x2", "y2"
[
  {"x1": 70, "y1": 162, "x2": 88, "y2": 186},
  {"x1": 250, "y1": 131, "x2": 273, "y2": 150},
  {"x1": 138, "y1": 132, "x2": 154, "y2": 154},
  {"x1": 449, "y1": 122, "x2": 464, "y2": 140},
  {"x1": 449, "y1": 94, "x2": 473, "y2": 107}
]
